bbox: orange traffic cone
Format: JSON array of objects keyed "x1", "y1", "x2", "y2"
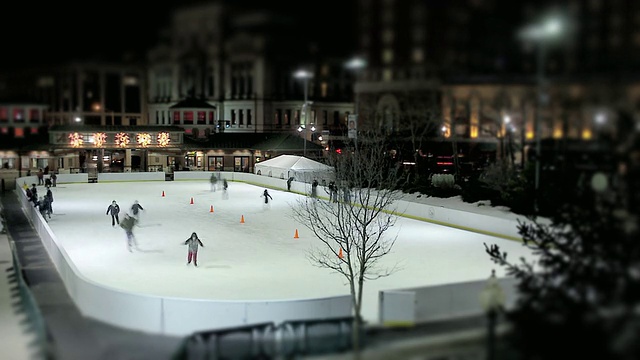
[
  {"x1": 210, "y1": 205, "x2": 214, "y2": 213},
  {"x1": 294, "y1": 229, "x2": 299, "y2": 239},
  {"x1": 190, "y1": 197, "x2": 194, "y2": 205},
  {"x1": 161, "y1": 191, "x2": 165, "y2": 197},
  {"x1": 338, "y1": 248, "x2": 344, "y2": 259},
  {"x1": 240, "y1": 215, "x2": 245, "y2": 223}
]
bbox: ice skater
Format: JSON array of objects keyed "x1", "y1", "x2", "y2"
[
  {"x1": 35, "y1": 196, "x2": 52, "y2": 221},
  {"x1": 261, "y1": 189, "x2": 273, "y2": 208},
  {"x1": 222, "y1": 179, "x2": 229, "y2": 200},
  {"x1": 120, "y1": 213, "x2": 138, "y2": 252},
  {"x1": 106, "y1": 200, "x2": 120, "y2": 226},
  {"x1": 287, "y1": 177, "x2": 294, "y2": 191},
  {"x1": 130, "y1": 200, "x2": 144, "y2": 221},
  {"x1": 183, "y1": 232, "x2": 204, "y2": 267},
  {"x1": 209, "y1": 173, "x2": 218, "y2": 191}
]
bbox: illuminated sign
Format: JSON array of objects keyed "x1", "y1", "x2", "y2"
[
  {"x1": 115, "y1": 132, "x2": 130, "y2": 147},
  {"x1": 93, "y1": 132, "x2": 107, "y2": 147},
  {"x1": 136, "y1": 132, "x2": 152, "y2": 147},
  {"x1": 157, "y1": 132, "x2": 171, "y2": 147},
  {"x1": 69, "y1": 132, "x2": 84, "y2": 147}
]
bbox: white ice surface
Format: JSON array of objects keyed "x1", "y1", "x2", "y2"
[{"x1": 44, "y1": 180, "x2": 537, "y2": 325}]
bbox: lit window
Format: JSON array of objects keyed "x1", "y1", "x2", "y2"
[
  {"x1": 382, "y1": 29, "x2": 394, "y2": 45},
  {"x1": 382, "y1": 49, "x2": 394, "y2": 64},
  {"x1": 123, "y1": 75, "x2": 139, "y2": 86},
  {"x1": 321, "y1": 82, "x2": 328, "y2": 98},
  {"x1": 412, "y1": 48, "x2": 424, "y2": 63},
  {"x1": 383, "y1": 68, "x2": 393, "y2": 81}
]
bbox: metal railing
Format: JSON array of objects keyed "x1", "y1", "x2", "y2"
[
  {"x1": 8, "y1": 240, "x2": 50, "y2": 359},
  {"x1": 172, "y1": 316, "x2": 359, "y2": 360}
]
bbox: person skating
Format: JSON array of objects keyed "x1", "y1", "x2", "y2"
[
  {"x1": 50, "y1": 172, "x2": 57, "y2": 187},
  {"x1": 30, "y1": 184, "x2": 38, "y2": 205},
  {"x1": 44, "y1": 187, "x2": 54, "y2": 214},
  {"x1": 35, "y1": 196, "x2": 52, "y2": 221},
  {"x1": 287, "y1": 177, "x2": 294, "y2": 191},
  {"x1": 130, "y1": 200, "x2": 144, "y2": 221},
  {"x1": 106, "y1": 200, "x2": 120, "y2": 226},
  {"x1": 311, "y1": 179, "x2": 318, "y2": 198},
  {"x1": 184, "y1": 232, "x2": 204, "y2": 266},
  {"x1": 262, "y1": 189, "x2": 273, "y2": 204},
  {"x1": 120, "y1": 213, "x2": 138, "y2": 252},
  {"x1": 37, "y1": 168, "x2": 44, "y2": 185},
  {"x1": 209, "y1": 173, "x2": 218, "y2": 191}
]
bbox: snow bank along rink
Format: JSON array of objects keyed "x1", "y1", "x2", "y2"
[{"x1": 43, "y1": 180, "x2": 537, "y2": 327}]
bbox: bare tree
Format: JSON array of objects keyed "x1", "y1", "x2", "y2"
[{"x1": 289, "y1": 134, "x2": 406, "y2": 356}]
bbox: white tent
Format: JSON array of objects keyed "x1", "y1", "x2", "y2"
[{"x1": 254, "y1": 155, "x2": 334, "y2": 183}]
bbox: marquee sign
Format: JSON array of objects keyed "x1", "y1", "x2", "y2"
[{"x1": 55, "y1": 131, "x2": 178, "y2": 148}]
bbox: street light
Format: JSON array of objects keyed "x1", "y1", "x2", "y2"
[
  {"x1": 297, "y1": 124, "x2": 316, "y2": 157},
  {"x1": 479, "y1": 269, "x2": 506, "y2": 360},
  {"x1": 518, "y1": 12, "x2": 567, "y2": 213},
  {"x1": 294, "y1": 69, "x2": 313, "y2": 126},
  {"x1": 345, "y1": 57, "x2": 367, "y2": 150}
]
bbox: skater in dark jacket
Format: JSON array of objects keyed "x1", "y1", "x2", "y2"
[
  {"x1": 35, "y1": 196, "x2": 52, "y2": 221},
  {"x1": 30, "y1": 184, "x2": 38, "y2": 205},
  {"x1": 120, "y1": 213, "x2": 137, "y2": 252},
  {"x1": 130, "y1": 200, "x2": 144, "y2": 220},
  {"x1": 184, "y1": 232, "x2": 204, "y2": 266},
  {"x1": 262, "y1": 189, "x2": 273, "y2": 204},
  {"x1": 106, "y1": 200, "x2": 120, "y2": 226}
]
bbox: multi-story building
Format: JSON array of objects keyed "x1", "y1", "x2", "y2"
[
  {"x1": 353, "y1": 0, "x2": 640, "y2": 175},
  {"x1": 0, "y1": 2, "x2": 356, "y2": 175}
]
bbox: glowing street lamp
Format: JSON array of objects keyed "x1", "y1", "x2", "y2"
[
  {"x1": 294, "y1": 69, "x2": 313, "y2": 127},
  {"x1": 297, "y1": 124, "x2": 316, "y2": 157},
  {"x1": 518, "y1": 12, "x2": 568, "y2": 212}
]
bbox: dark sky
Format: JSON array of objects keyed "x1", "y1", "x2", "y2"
[{"x1": 0, "y1": 1, "x2": 355, "y2": 69}]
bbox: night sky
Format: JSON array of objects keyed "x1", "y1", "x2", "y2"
[{"x1": 0, "y1": 1, "x2": 355, "y2": 69}]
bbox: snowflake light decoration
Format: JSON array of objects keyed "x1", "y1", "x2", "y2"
[
  {"x1": 136, "y1": 132, "x2": 152, "y2": 147},
  {"x1": 115, "y1": 132, "x2": 130, "y2": 147},
  {"x1": 157, "y1": 132, "x2": 171, "y2": 147},
  {"x1": 68, "y1": 132, "x2": 84, "y2": 147},
  {"x1": 93, "y1": 132, "x2": 107, "y2": 147}
]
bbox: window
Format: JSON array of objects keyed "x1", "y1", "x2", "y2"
[
  {"x1": 231, "y1": 110, "x2": 236, "y2": 125},
  {"x1": 183, "y1": 111, "x2": 194, "y2": 124},
  {"x1": 239, "y1": 109, "x2": 244, "y2": 125},
  {"x1": 247, "y1": 109, "x2": 252, "y2": 125}
]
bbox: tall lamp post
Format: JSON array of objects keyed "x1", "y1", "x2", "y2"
[
  {"x1": 518, "y1": 14, "x2": 565, "y2": 212},
  {"x1": 294, "y1": 69, "x2": 313, "y2": 156},
  {"x1": 345, "y1": 57, "x2": 367, "y2": 150},
  {"x1": 297, "y1": 124, "x2": 316, "y2": 157},
  {"x1": 480, "y1": 269, "x2": 506, "y2": 360}
]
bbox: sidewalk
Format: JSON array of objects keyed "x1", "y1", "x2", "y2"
[{"x1": 0, "y1": 230, "x2": 41, "y2": 359}]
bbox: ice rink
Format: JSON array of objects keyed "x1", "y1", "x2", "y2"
[{"x1": 40, "y1": 180, "x2": 536, "y2": 325}]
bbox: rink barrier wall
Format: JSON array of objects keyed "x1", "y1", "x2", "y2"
[
  {"x1": 14, "y1": 173, "x2": 528, "y2": 335},
  {"x1": 13, "y1": 178, "x2": 352, "y2": 336},
  {"x1": 378, "y1": 278, "x2": 519, "y2": 327},
  {"x1": 97, "y1": 172, "x2": 165, "y2": 182}
]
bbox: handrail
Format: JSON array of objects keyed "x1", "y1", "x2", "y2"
[{"x1": 8, "y1": 239, "x2": 49, "y2": 359}]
